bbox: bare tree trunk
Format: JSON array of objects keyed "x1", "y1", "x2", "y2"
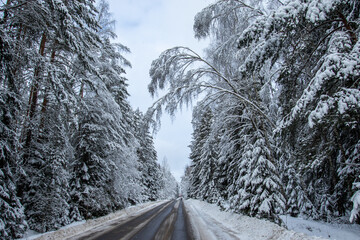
[
  {"x1": 39, "y1": 48, "x2": 56, "y2": 131},
  {"x1": 79, "y1": 81, "x2": 84, "y2": 98},
  {"x1": 338, "y1": 11, "x2": 358, "y2": 45},
  {"x1": 24, "y1": 33, "x2": 47, "y2": 150}
]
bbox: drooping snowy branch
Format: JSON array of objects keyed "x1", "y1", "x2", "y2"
[{"x1": 147, "y1": 46, "x2": 275, "y2": 130}]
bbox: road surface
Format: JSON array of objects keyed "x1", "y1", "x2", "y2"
[{"x1": 75, "y1": 198, "x2": 193, "y2": 240}]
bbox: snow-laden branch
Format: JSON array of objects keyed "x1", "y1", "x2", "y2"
[
  {"x1": 197, "y1": 84, "x2": 276, "y2": 128},
  {"x1": 147, "y1": 46, "x2": 276, "y2": 131}
]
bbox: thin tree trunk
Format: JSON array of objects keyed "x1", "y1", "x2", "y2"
[
  {"x1": 80, "y1": 81, "x2": 84, "y2": 98},
  {"x1": 338, "y1": 11, "x2": 358, "y2": 45},
  {"x1": 24, "y1": 33, "x2": 47, "y2": 150},
  {"x1": 39, "y1": 48, "x2": 56, "y2": 131},
  {"x1": 28, "y1": 33, "x2": 47, "y2": 114}
]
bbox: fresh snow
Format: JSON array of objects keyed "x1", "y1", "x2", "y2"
[
  {"x1": 185, "y1": 199, "x2": 360, "y2": 240},
  {"x1": 350, "y1": 190, "x2": 360, "y2": 223},
  {"x1": 17, "y1": 200, "x2": 167, "y2": 240},
  {"x1": 280, "y1": 215, "x2": 360, "y2": 240},
  {"x1": 17, "y1": 199, "x2": 360, "y2": 240}
]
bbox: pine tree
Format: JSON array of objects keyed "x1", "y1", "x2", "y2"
[
  {"x1": 133, "y1": 110, "x2": 163, "y2": 201},
  {"x1": 180, "y1": 165, "x2": 192, "y2": 199},
  {"x1": 22, "y1": 98, "x2": 72, "y2": 232},
  {"x1": 350, "y1": 177, "x2": 360, "y2": 224},
  {"x1": 0, "y1": 23, "x2": 27, "y2": 238},
  {"x1": 188, "y1": 108, "x2": 214, "y2": 199},
  {"x1": 158, "y1": 158, "x2": 178, "y2": 199},
  {"x1": 9, "y1": 0, "x2": 105, "y2": 230},
  {"x1": 240, "y1": 132, "x2": 285, "y2": 224},
  {"x1": 0, "y1": 0, "x2": 162, "y2": 235},
  {"x1": 70, "y1": 94, "x2": 118, "y2": 218}
]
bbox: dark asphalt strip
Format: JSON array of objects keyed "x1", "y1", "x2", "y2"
[
  {"x1": 171, "y1": 199, "x2": 192, "y2": 240},
  {"x1": 130, "y1": 200, "x2": 177, "y2": 239},
  {"x1": 75, "y1": 199, "x2": 193, "y2": 240},
  {"x1": 80, "y1": 200, "x2": 173, "y2": 240}
]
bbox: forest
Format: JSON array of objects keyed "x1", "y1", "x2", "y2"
[
  {"x1": 1, "y1": 0, "x2": 360, "y2": 239},
  {"x1": 0, "y1": 1, "x2": 178, "y2": 239},
  {"x1": 147, "y1": 0, "x2": 360, "y2": 226}
]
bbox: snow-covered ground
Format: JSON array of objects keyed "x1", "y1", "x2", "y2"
[
  {"x1": 18, "y1": 200, "x2": 167, "y2": 240},
  {"x1": 185, "y1": 199, "x2": 360, "y2": 240},
  {"x1": 18, "y1": 198, "x2": 360, "y2": 240},
  {"x1": 280, "y1": 215, "x2": 360, "y2": 240}
]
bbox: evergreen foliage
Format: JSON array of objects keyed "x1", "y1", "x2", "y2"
[
  {"x1": 0, "y1": 1, "x2": 177, "y2": 238},
  {"x1": 133, "y1": 110, "x2": 163, "y2": 201},
  {"x1": 148, "y1": 0, "x2": 360, "y2": 224}
]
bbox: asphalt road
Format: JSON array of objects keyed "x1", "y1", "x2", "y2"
[{"x1": 78, "y1": 198, "x2": 193, "y2": 240}]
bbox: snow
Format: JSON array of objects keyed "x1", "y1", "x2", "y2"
[
  {"x1": 17, "y1": 200, "x2": 167, "y2": 240},
  {"x1": 308, "y1": 88, "x2": 360, "y2": 128},
  {"x1": 185, "y1": 199, "x2": 360, "y2": 240},
  {"x1": 185, "y1": 199, "x2": 322, "y2": 240},
  {"x1": 306, "y1": 0, "x2": 335, "y2": 23},
  {"x1": 17, "y1": 199, "x2": 360, "y2": 240},
  {"x1": 280, "y1": 215, "x2": 360, "y2": 240},
  {"x1": 350, "y1": 190, "x2": 360, "y2": 223}
]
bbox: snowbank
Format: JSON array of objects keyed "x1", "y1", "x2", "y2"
[
  {"x1": 18, "y1": 200, "x2": 168, "y2": 240},
  {"x1": 185, "y1": 199, "x2": 325, "y2": 240},
  {"x1": 280, "y1": 215, "x2": 360, "y2": 240}
]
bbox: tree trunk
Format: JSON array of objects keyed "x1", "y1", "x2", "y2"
[
  {"x1": 338, "y1": 11, "x2": 358, "y2": 45},
  {"x1": 24, "y1": 33, "x2": 47, "y2": 150},
  {"x1": 80, "y1": 81, "x2": 84, "y2": 98},
  {"x1": 39, "y1": 48, "x2": 56, "y2": 132}
]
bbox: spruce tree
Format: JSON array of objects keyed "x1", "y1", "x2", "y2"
[{"x1": 0, "y1": 24, "x2": 27, "y2": 239}]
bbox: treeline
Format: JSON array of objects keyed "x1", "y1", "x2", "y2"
[
  {"x1": 148, "y1": 0, "x2": 360, "y2": 224},
  {"x1": 0, "y1": 1, "x2": 177, "y2": 239}
]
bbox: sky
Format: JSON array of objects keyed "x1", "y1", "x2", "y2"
[{"x1": 106, "y1": 0, "x2": 212, "y2": 181}]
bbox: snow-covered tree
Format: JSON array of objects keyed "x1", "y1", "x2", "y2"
[
  {"x1": 188, "y1": 107, "x2": 221, "y2": 203},
  {"x1": 0, "y1": 21, "x2": 28, "y2": 238},
  {"x1": 158, "y1": 158, "x2": 178, "y2": 199},
  {"x1": 230, "y1": 131, "x2": 285, "y2": 224},
  {"x1": 180, "y1": 165, "x2": 192, "y2": 199},
  {"x1": 350, "y1": 181, "x2": 360, "y2": 224},
  {"x1": 133, "y1": 110, "x2": 163, "y2": 201},
  {"x1": 21, "y1": 99, "x2": 72, "y2": 232},
  {"x1": 149, "y1": 0, "x2": 359, "y2": 224},
  {"x1": 148, "y1": 0, "x2": 286, "y2": 223},
  {"x1": 0, "y1": 0, "x2": 160, "y2": 236},
  {"x1": 68, "y1": 1, "x2": 139, "y2": 217},
  {"x1": 188, "y1": 108, "x2": 213, "y2": 199}
]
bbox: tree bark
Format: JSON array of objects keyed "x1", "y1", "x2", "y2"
[
  {"x1": 39, "y1": 48, "x2": 56, "y2": 131},
  {"x1": 80, "y1": 81, "x2": 84, "y2": 98},
  {"x1": 24, "y1": 33, "x2": 47, "y2": 149},
  {"x1": 338, "y1": 11, "x2": 358, "y2": 45}
]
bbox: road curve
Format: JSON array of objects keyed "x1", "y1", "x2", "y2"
[{"x1": 77, "y1": 198, "x2": 192, "y2": 240}]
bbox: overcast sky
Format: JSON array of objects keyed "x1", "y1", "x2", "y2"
[{"x1": 106, "y1": 0, "x2": 212, "y2": 181}]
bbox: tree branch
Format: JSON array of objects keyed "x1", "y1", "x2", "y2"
[{"x1": 197, "y1": 84, "x2": 276, "y2": 128}]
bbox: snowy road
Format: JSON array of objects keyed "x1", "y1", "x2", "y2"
[
  {"x1": 72, "y1": 198, "x2": 192, "y2": 240},
  {"x1": 22, "y1": 198, "x2": 360, "y2": 240}
]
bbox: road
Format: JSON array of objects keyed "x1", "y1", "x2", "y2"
[{"x1": 75, "y1": 198, "x2": 193, "y2": 240}]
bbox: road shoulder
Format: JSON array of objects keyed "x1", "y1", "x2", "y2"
[{"x1": 21, "y1": 200, "x2": 168, "y2": 240}]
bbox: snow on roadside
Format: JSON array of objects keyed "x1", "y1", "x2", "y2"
[
  {"x1": 280, "y1": 215, "x2": 360, "y2": 240},
  {"x1": 18, "y1": 200, "x2": 168, "y2": 240},
  {"x1": 185, "y1": 199, "x2": 325, "y2": 240}
]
